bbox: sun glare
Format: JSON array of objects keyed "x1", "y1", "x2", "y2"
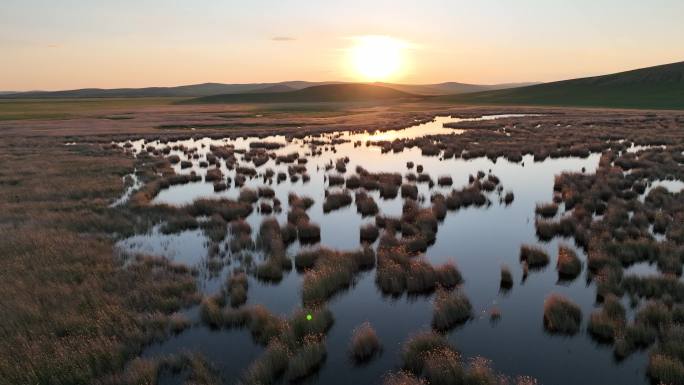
[{"x1": 349, "y1": 35, "x2": 406, "y2": 82}]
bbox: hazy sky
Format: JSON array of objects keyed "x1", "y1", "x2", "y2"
[{"x1": 2, "y1": 0, "x2": 683, "y2": 90}]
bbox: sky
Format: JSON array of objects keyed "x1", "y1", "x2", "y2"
[{"x1": 1, "y1": 0, "x2": 683, "y2": 91}]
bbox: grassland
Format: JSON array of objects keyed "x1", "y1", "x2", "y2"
[
  {"x1": 0, "y1": 97, "x2": 183, "y2": 121},
  {"x1": 1, "y1": 97, "x2": 683, "y2": 385},
  {"x1": 437, "y1": 61, "x2": 684, "y2": 110}
]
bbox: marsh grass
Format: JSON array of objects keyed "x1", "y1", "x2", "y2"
[
  {"x1": 432, "y1": 289, "x2": 472, "y2": 331},
  {"x1": 297, "y1": 221, "x2": 321, "y2": 244},
  {"x1": 349, "y1": 322, "x2": 382, "y2": 363},
  {"x1": 160, "y1": 214, "x2": 199, "y2": 234},
  {"x1": 360, "y1": 223, "x2": 380, "y2": 243},
  {"x1": 382, "y1": 371, "x2": 426, "y2": 385},
  {"x1": 323, "y1": 190, "x2": 353, "y2": 212},
  {"x1": 435, "y1": 262, "x2": 463, "y2": 289},
  {"x1": 356, "y1": 191, "x2": 379, "y2": 216},
  {"x1": 535, "y1": 202, "x2": 559, "y2": 218},
  {"x1": 520, "y1": 244, "x2": 550, "y2": 269},
  {"x1": 285, "y1": 335, "x2": 327, "y2": 381},
  {"x1": 557, "y1": 244, "x2": 582, "y2": 279},
  {"x1": 240, "y1": 340, "x2": 290, "y2": 385},
  {"x1": 227, "y1": 272, "x2": 249, "y2": 307},
  {"x1": 543, "y1": 294, "x2": 582, "y2": 335},
  {"x1": 302, "y1": 252, "x2": 357, "y2": 304},
  {"x1": 587, "y1": 295, "x2": 625, "y2": 342},
  {"x1": 500, "y1": 265, "x2": 513, "y2": 291},
  {"x1": 401, "y1": 331, "x2": 454, "y2": 374},
  {"x1": 401, "y1": 184, "x2": 419, "y2": 200}
]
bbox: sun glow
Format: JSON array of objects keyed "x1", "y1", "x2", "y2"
[{"x1": 349, "y1": 35, "x2": 406, "y2": 82}]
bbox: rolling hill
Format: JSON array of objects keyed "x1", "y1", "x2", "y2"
[
  {"x1": 186, "y1": 83, "x2": 422, "y2": 104},
  {"x1": 0, "y1": 80, "x2": 533, "y2": 99},
  {"x1": 379, "y1": 81, "x2": 538, "y2": 95},
  {"x1": 0, "y1": 82, "x2": 301, "y2": 99},
  {"x1": 437, "y1": 61, "x2": 684, "y2": 109}
]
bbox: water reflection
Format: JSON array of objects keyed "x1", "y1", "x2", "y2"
[{"x1": 118, "y1": 114, "x2": 653, "y2": 385}]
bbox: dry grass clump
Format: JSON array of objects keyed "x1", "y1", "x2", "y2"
[
  {"x1": 323, "y1": 190, "x2": 353, "y2": 212},
  {"x1": 535, "y1": 202, "x2": 559, "y2": 218},
  {"x1": 382, "y1": 371, "x2": 426, "y2": 385},
  {"x1": 302, "y1": 251, "x2": 358, "y2": 304},
  {"x1": 240, "y1": 340, "x2": 290, "y2": 385},
  {"x1": 556, "y1": 244, "x2": 582, "y2": 279},
  {"x1": 257, "y1": 186, "x2": 275, "y2": 198},
  {"x1": 503, "y1": 191, "x2": 514, "y2": 205},
  {"x1": 401, "y1": 184, "x2": 419, "y2": 199},
  {"x1": 227, "y1": 272, "x2": 249, "y2": 307},
  {"x1": 519, "y1": 244, "x2": 550, "y2": 269},
  {"x1": 435, "y1": 262, "x2": 463, "y2": 288},
  {"x1": 422, "y1": 347, "x2": 465, "y2": 385},
  {"x1": 229, "y1": 220, "x2": 255, "y2": 252},
  {"x1": 288, "y1": 193, "x2": 315, "y2": 210},
  {"x1": 445, "y1": 186, "x2": 487, "y2": 209},
  {"x1": 238, "y1": 188, "x2": 259, "y2": 203},
  {"x1": 621, "y1": 275, "x2": 684, "y2": 303},
  {"x1": 285, "y1": 335, "x2": 327, "y2": 381},
  {"x1": 160, "y1": 214, "x2": 199, "y2": 234},
  {"x1": 349, "y1": 322, "x2": 382, "y2": 363},
  {"x1": 432, "y1": 288, "x2": 473, "y2": 331},
  {"x1": 186, "y1": 198, "x2": 253, "y2": 222},
  {"x1": 587, "y1": 295, "x2": 625, "y2": 342},
  {"x1": 355, "y1": 191, "x2": 379, "y2": 216},
  {"x1": 380, "y1": 182, "x2": 400, "y2": 199},
  {"x1": 169, "y1": 312, "x2": 192, "y2": 334},
  {"x1": 647, "y1": 353, "x2": 684, "y2": 385},
  {"x1": 328, "y1": 174, "x2": 345, "y2": 186},
  {"x1": 500, "y1": 265, "x2": 513, "y2": 290},
  {"x1": 360, "y1": 223, "x2": 380, "y2": 243},
  {"x1": 543, "y1": 294, "x2": 582, "y2": 335},
  {"x1": 297, "y1": 221, "x2": 321, "y2": 244},
  {"x1": 401, "y1": 331, "x2": 454, "y2": 374},
  {"x1": 437, "y1": 176, "x2": 453, "y2": 186},
  {"x1": 118, "y1": 353, "x2": 220, "y2": 385},
  {"x1": 204, "y1": 167, "x2": 223, "y2": 182},
  {"x1": 376, "y1": 258, "x2": 407, "y2": 295}
]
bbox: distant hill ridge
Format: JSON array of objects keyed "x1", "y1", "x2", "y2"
[
  {"x1": 438, "y1": 61, "x2": 684, "y2": 110},
  {"x1": 0, "y1": 80, "x2": 534, "y2": 99},
  {"x1": 186, "y1": 83, "x2": 421, "y2": 104}
]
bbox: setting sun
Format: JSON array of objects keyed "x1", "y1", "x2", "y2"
[{"x1": 349, "y1": 35, "x2": 406, "y2": 82}]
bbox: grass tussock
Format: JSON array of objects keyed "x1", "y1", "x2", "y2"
[
  {"x1": 401, "y1": 331, "x2": 454, "y2": 374},
  {"x1": 323, "y1": 190, "x2": 353, "y2": 212},
  {"x1": 535, "y1": 202, "x2": 559, "y2": 218},
  {"x1": 360, "y1": 223, "x2": 380, "y2": 243},
  {"x1": 285, "y1": 335, "x2": 327, "y2": 381},
  {"x1": 432, "y1": 289, "x2": 473, "y2": 331},
  {"x1": 349, "y1": 322, "x2": 382, "y2": 363},
  {"x1": 500, "y1": 265, "x2": 513, "y2": 290},
  {"x1": 301, "y1": 246, "x2": 375, "y2": 304},
  {"x1": 227, "y1": 272, "x2": 249, "y2": 307},
  {"x1": 556, "y1": 244, "x2": 582, "y2": 279},
  {"x1": 587, "y1": 295, "x2": 625, "y2": 342},
  {"x1": 519, "y1": 244, "x2": 550, "y2": 269},
  {"x1": 382, "y1": 371, "x2": 427, "y2": 385},
  {"x1": 355, "y1": 191, "x2": 379, "y2": 216},
  {"x1": 543, "y1": 294, "x2": 582, "y2": 335}
]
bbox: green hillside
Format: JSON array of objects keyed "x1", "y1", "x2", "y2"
[{"x1": 438, "y1": 61, "x2": 684, "y2": 110}]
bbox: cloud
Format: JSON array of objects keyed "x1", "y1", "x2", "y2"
[{"x1": 271, "y1": 36, "x2": 296, "y2": 42}]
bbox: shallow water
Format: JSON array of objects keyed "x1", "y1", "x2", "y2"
[{"x1": 117, "y1": 114, "x2": 653, "y2": 385}]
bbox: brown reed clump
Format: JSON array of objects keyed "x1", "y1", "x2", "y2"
[{"x1": 349, "y1": 322, "x2": 382, "y2": 363}]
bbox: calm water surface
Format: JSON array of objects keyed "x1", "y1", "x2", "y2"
[{"x1": 117, "y1": 115, "x2": 650, "y2": 385}]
